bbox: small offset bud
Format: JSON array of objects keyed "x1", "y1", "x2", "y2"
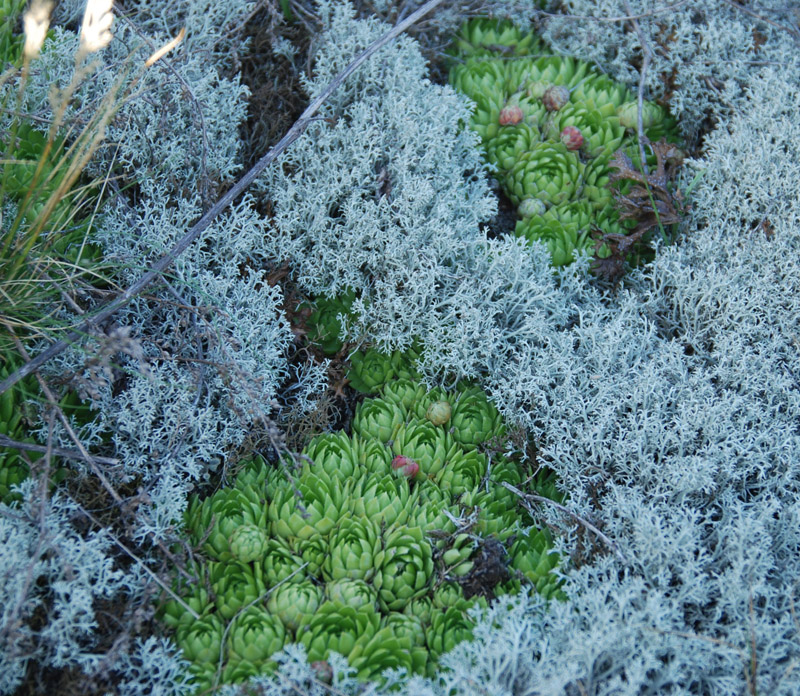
[
  {"x1": 560, "y1": 125, "x2": 584, "y2": 150},
  {"x1": 526, "y1": 80, "x2": 549, "y2": 99},
  {"x1": 498, "y1": 105, "x2": 524, "y2": 126},
  {"x1": 542, "y1": 85, "x2": 570, "y2": 111},
  {"x1": 425, "y1": 400, "x2": 451, "y2": 426},
  {"x1": 391, "y1": 455, "x2": 420, "y2": 479},
  {"x1": 518, "y1": 198, "x2": 546, "y2": 218}
]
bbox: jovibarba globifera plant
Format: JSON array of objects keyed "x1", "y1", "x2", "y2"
[
  {"x1": 163, "y1": 374, "x2": 565, "y2": 690},
  {"x1": 448, "y1": 18, "x2": 684, "y2": 276}
]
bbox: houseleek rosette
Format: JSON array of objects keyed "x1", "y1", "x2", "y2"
[
  {"x1": 436, "y1": 449, "x2": 488, "y2": 493},
  {"x1": 375, "y1": 526, "x2": 434, "y2": 611},
  {"x1": 569, "y1": 74, "x2": 632, "y2": 111},
  {"x1": 503, "y1": 142, "x2": 583, "y2": 207},
  {"x1": 358, "y1": 436, "x2": 393, "y2": 476},
  {"x1": 411, "y1": 500, "x2": 458, "y2": 544},
  {"x1": 299, "y1": 603, "x2": 380, "y2": 663},
  {"x1": 426, "y1": 607, "x2": 476, "y2": 661},
  {"x1": 175, "y1": 614, "x2": 224, "y2": 664},
  {"x1": 261, "y1": 537, "x2": 305, "y2": 586},
  {"x1": 347, "y1": 624, "x2": 416, "y2": 681},
  {"x1": 391, "y1": 421, "x2": 459, "y2": 478},
  {"x1": 305, "y1": 290, "x2": 356, "y2": 355},
  {"x1": 268, "y1": 474, "x2": 347, "y2": 540},
  {"x1": 210, "y1": 560, "x2": 266, "y2": 620},
  {"x1": 543, "y1": 103, "x2": 625, "y2": 159},
  {"x1": 302, "y1": 431, "x2": 361, "y2": 483},
  {"x1": 380, "y1": 378, "x2": 427, "y2": 417},
  {"x1": 485, "y1": 123, "x2": 540, "y2": 172},
  {"x1": 381, "y1": 613, "x2": 429, "y2": 675},
  {"x1": 160, "y1": 564, "x2": 211, "y2": 629},
  {"x1": 450, "y1": 386, "x2": 506, "y2": 449},
  {"x1": 295, "y1": 535, "x2": 328, "y2": 576},
  {"x1": 449, "y1": 57, "x2": 507, "y2": 107},
  {"x1": 323, "y1": 517, "x2": 383, "y2": 582},
  {"x1": 327, "y1": 578, "x2": 379, "y2": 612},
  {"x1": 452, "y1": 17, "x2": 541, "y2": 58},
  {"x1": 352, "y1": 397, "x2": 404, "y2": 444},
  {"x1": 350, "y1": 473, "x2": 414, "y2": 527},
  {"x1": 510, "y1": 529, "x2": 561, "y2": 596},
  {"x1": 186, "y1": 486, "x2": 268, "y2": 562},
  {"x1": 403, "y1": 596, "x2": 434, "y2": 624},
  {"x1": 226, "y1": 606, "x2": 286, "y2": 666},
  {"x1": 266, "y1": 580, "x2": 323, "y2": 633},
  {"x1": 228, "y1": 524, "x2": 270, "y2": 563},
  {"x1": 517, "y1": 55, "x2": 594, "y2": 94}
]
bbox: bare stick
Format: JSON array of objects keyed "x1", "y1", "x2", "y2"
[
  {"x1": 499, "y1": 480, "x2": 631, "y2": 565},
  {"x1": 0, "y1": 0, "x2": 447, "y2": 396},
  {"x1": 622, "y1": 0, "x2": 654, "y2": 173},
  {"x1": 0, "y1": 432, "x2": 121, "y2": 466}
]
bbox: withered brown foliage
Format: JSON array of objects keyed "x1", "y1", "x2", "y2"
[{"x1": 592, "y1": 139, "x2": 688, "y2": 282}]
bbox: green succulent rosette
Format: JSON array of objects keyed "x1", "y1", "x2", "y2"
[
  {"x1": 305, "y1": 289, "x2": 356, "y2": 355},
  {"x1": 510, "y1": 529, "x2": 561, "y2": 593},
  {"x1": 358, "y1": 435, "x2": 394, "y2": 476},
  {"x1": 352, "y1": 397, "x2": 404, "y2": 444},
  {"x1": 485, "y1": 123, "x2": 540, "y2": 173},
  {"x1": 209, "y1": 559, "x2": 267, "y2": 620},
  {"x1": 449, "y1": 57, "x2": 507, "y2": 108},
  {"x1": 450, "y1": 385, "x2": 506, "y2": 450},
  {"x1": 186, "y1": 486, "x2": 268, "y2": 562},
  {"x1": 516, "y1": 214, "x2": 591, "y2": 266},
  {"x1": 347, "y1": 347, "x2": 395, "y2": 394},
  {"x1": 323, "y1": 517, "x2": 383, "y2": 582},
  {"x1": 267, "y1": 580, "x2": 323, "y2": 633},
  {"x1": 375, "y1": 526, "x2": 434, "y2": 611},
  {"x1": 543, "y1": 103, "x2": 625, "y2": 159},
  {"x1": 381, "y1": 613, "x2": 429, "y2": 675},
  {"x1": 176, "y1": 613, "x2": 225, "y2": 664},
  {"x1": 327, "y1": 578, "x2": 379, "y2": 612},
  {"x1": 261, "y1": 537, "x2": 305, "y2": 586},
  {"x1": 570, "y1": 74, "x2": 633, "y2": 111},
  {"x1": 411, "y1": 499, "x2": 458, "y2": 544},
  {"x1": 464, "y1": 94, "x2": 504, "y2": 143},
  {"x1": 403, "y1": 596, "x2": 434, "y2": 625},
  {"x1": 432, "y1": 581, "x2": 471, "y2": 611},
  {"x1": 299, "y1": 602, "x2": 380, "y2": 663},
  {"x1": 226, "y1": 606, "x2": 286, "y2": 666},
  {"x1": 302, "y1": 430, "x2": 361, "y2": 484},
  {"x1": 221, "y1": 659, "x2": 262, "y2": 683},
  {"x1": 488, "y1": 456, "x2": 525, "y2": 506},
  {"x1": 616, "y1": 99, "x2": 666, "y2": 132},
  {"x1": 520, "y1": 55, "x2": 595, "y2": 94},
  {"x1": 505, "y1": 92, "x2": 548, "y2": 129},
  {"x1": 380, "y1": 378, "x2": 427, "y2": 417},
  {"x1": 268, "y1": 473, "x2": 348, "y2": 541},
  {"x1": 295, "y1": 535, "x2": 328, "y2": 577},
  {"x1": 391, "y1": 420, "x2": 459, "y2": 478},
  {"x1": 232, "y1": 454, "x2": 270, "y2": 493},
  {"x1": 426, "y1": 607, "x2": 476, "y2": 661},
  {"x1": 350, "y1": 473, "x2": 415, "y2": 527},
  {"x1": 452, "y1": 18, "x2": 541, "y2": 58},
  {"x1": 436, "y1": 449, "x2": 488, "y2": 493},
  {"x1": 503, "y1": 142, "x2": 583, "y2": 208},
  {"x1": 228, "y1": 524, "x2": 270, "y2": 564},
  {"x1": 347, "y1": 624, "x2": 416, "y2": 681},
  {"x1": 160, "y1": 563, "x2": 212, "y2": 630},
  {"x1": 474, "y1": 497, "x2": 519, "y2": 542}
]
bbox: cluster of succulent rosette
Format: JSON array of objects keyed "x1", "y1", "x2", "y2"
[
  {"x1": 164, "y1": 371, "x2": 564, "y2": 690},
  {"x1": 449, "y1": 18, "x2": 679, "y2": 267}
]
